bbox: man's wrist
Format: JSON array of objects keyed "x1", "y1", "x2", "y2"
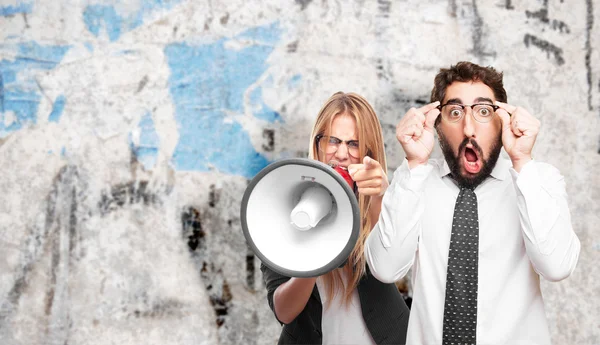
[
  {"x1": 511, "y1": 155, "x2": 532, "y2": 172},
  {"x1": 407, "y1": 159, "x2": 428, "y2": 169}
]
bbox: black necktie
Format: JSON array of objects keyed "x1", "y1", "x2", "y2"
[{"x1": 442, "y1": 187, "x2": 479, "y2": 345}]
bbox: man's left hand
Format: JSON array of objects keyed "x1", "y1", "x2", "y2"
[{"x1": 496, "y1": 101, "x2": 540, "y2": 172}]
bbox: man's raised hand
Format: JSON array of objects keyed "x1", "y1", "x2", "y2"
[{"x1": 396, "y1": 101, "x2": 441, "y2": 168}]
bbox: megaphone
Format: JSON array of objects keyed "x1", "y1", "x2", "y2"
[{"x1": 241, "y1": 158, "x2": 360, "y2": 277}]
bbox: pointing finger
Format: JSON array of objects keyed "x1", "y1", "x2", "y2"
[{"x1": 363, "y1": 156, "x2": 380, "y2": 170}]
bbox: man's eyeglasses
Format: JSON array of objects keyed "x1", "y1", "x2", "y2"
[
  {"x1": 315, "y1": 135, "x2": 360, "y2": 158},
  {"x1": 436, "y1": 103, "x2": 500, "y2": 123}
]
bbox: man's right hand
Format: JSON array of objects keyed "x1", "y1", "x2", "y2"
[{"x1": 395, "y1": 101, "x2": 440, "y2": 169}]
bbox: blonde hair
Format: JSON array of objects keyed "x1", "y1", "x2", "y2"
[{"x1": 308, "y1": 92, "x2": 387, "y2": 306}]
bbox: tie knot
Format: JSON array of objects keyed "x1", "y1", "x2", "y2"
[{"x1": 459, "y1": 187, "x2": 477, "y2": 202}]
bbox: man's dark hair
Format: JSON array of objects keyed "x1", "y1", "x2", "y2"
[{"x1": 430, "y1": 61, "x2": 507, "y2": 105}]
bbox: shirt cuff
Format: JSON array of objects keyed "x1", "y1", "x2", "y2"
[
  {"x1": 392, "y1": 159, "x2": 434, "y2": 192},
  {"x1": 509, "y1": 159, "x2": 537, "y2": 196}
]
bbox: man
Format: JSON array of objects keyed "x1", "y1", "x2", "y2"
[{"x1": 363, "y1": 61, "x2": 580, "y2": 344}]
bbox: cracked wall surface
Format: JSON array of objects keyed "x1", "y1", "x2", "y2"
[{"x1": 0, "y1": 0, "x2": 598, "y2": 344}]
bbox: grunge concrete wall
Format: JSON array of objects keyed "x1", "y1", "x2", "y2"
[{"x1": 0, "y1": 0, "x2": 598, "y2": 344}]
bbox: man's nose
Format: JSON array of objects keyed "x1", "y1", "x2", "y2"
[{"x1": 463, "y1": 110, "x2": 476, "y2": 138}]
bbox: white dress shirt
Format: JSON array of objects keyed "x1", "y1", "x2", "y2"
[{"x1": 365, "y1": 157, "x2": 580, "y2": 345}]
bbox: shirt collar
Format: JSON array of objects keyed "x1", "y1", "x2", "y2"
[{"x1": 439, "y1": 154, "x2": 510, "y2": 181}]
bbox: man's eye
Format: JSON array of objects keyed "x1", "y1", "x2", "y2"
[
  {"x1": 478, "y1": 107, "x2": 492, "y2": 116},
  {"x1": 449, "y1": 109, "x2": 463, "y2": 117}
]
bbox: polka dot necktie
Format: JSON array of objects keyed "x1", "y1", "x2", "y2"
[{"x1": 442, "y1": 187, "x2": 479, "y2": 345}]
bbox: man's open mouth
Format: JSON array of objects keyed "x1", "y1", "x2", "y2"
[{"x1": 462, "y1": 146, "x2": 481, "y2": 174}]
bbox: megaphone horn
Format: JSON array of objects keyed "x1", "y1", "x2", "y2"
[{"x1": 240, "y1": 158, "x2": 360, "y2": 278}]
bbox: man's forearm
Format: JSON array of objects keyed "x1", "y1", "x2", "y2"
[
  {"x1": 512, "y1": 161, "x2": 581, "y2": 281},
  {"x1": 365, "y1": 160, "x2": 432, "y2": 283}
]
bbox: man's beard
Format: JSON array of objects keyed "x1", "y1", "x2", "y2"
[{"x1": 438, "y1": 132, "x2": 502, "y2": 189}]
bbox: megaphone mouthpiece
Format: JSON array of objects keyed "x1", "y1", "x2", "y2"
[
  {"x1": 327, "y1": 160, "x2": 354, "y2": 190},
  {"x1": 290, "y1": 185, "x2": 333, "y2": 231}
]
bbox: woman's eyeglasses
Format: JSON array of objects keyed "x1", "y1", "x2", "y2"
[{"x1": 315, "y1": 135, "x2": 360, "y2": 158}]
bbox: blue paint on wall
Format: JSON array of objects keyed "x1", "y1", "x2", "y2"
[
  {"x1": 83, "y1": 5, "x2": 122, "y2": 42},
  {"x1": 164, "y1": 21, "x2": 282, "y2": 178},
  {"x1": 0, "y1": 90, "x2": 39, "y2": 136},
  {"x1": 250, "y1": 86, "x2": 282, "y2": 123},
  {"x1": 48, "y1": 95, "x2": 66, "y2": 123},
  {"x1": 0, "y1": 1, "x2": 33, "y2": 16},
  {"x1": 83, "y1": 1, "x2": 182, "y2": 42},
  {"x1": 130, "y1": 112, "x2": 160, "y2": 170},
  {"x1": 0, "y1": 42, "x2": 70, "y2": 137},
  {"x1": 289, "y1": 74, "x2": 302, "y2": 88},
  {"x1": 0, "y1": 73, "x2": 4, "y2": 113},
  {"x1": 237, "y1": 23, "x2": 282, "y2": 45},
  {"x1": 2, "y1": 69, "x2": 16, "y2": 84}
]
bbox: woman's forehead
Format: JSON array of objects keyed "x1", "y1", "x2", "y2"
[{"x1": 328, "y1": 114, "x2": 357, "y2": 138}]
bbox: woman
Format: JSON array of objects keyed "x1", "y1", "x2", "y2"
[{"x1": 261, "y1": 92, "x2": 410, "y2": 344}]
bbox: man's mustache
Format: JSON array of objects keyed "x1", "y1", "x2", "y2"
[{"x1": 458, "y1": 138, "x2": 484, "y2": 158}]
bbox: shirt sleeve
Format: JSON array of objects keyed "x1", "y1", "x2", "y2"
[
  {"x1": 365, "y1": 159, "x2": 434, "y2": 283},
  {"x1": 260, "y1": 262, "x2": 290, "y2": 324},
  {"x1": 510, "y1": 160, "x2": 581, "y2": 282}
]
